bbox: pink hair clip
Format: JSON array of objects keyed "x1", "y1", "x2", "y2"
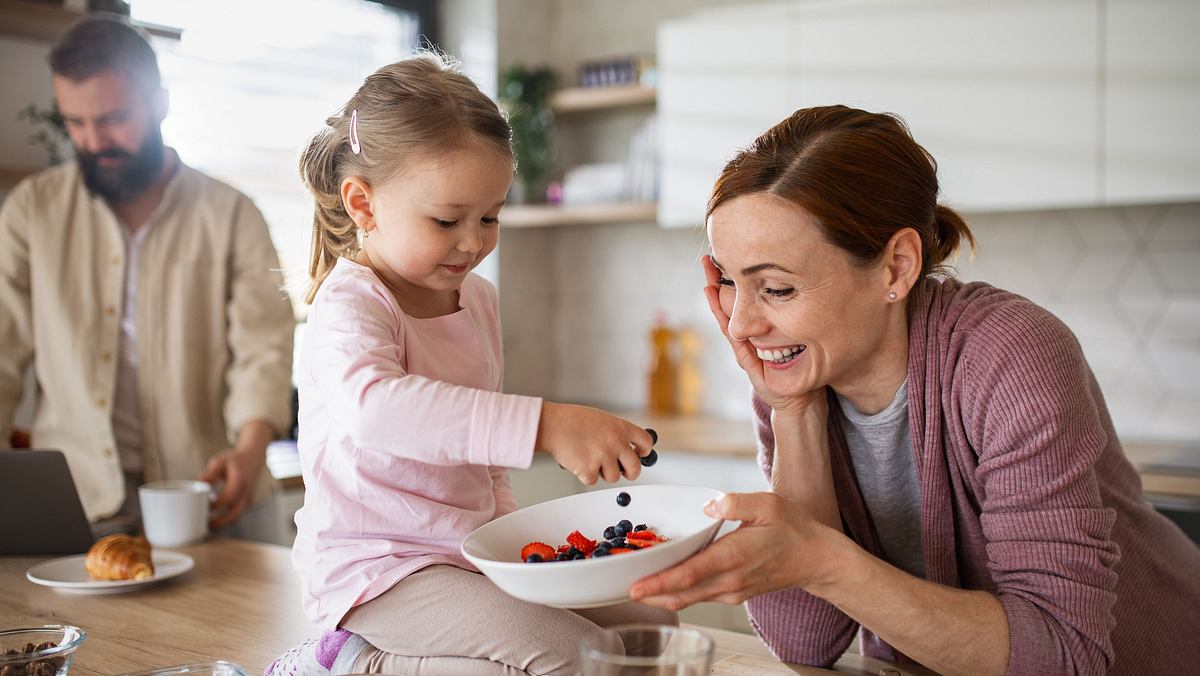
[{"x1": 349, "y1": 108, "x2": 362, "y2": 155}]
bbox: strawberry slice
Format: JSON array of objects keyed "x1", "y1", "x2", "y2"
[
  {"x1": 626, "y1": 530, "x2": 657, "y2": 542},
  {"x1": 557, "y1": 544, "x2": 572, "y2": 555},
  {"x1": 609, "y1": 547, "x2": 635, "y2": 554},
  {"x1": 566, "y1": 530, "x2": 597, "y2": 555},
  {"x1": 520, "y1": 542, "x2": 556, "y2": 561}
]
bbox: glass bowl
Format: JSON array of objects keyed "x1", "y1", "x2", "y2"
[
  {"x1": 0, "y1": 625, "x2": 87, "y2": 675},
  {"x1": 119, "y1": 662, "x2": 250, "y2": 676}
]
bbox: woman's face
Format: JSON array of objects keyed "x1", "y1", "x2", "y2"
[{"x1": 707, "y1": 192, "x2": 895, "y2": 398}]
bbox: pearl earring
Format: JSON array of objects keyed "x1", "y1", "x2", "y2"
[{"x1": 888, "y1": 291, "x2": 898, "y2": 300}]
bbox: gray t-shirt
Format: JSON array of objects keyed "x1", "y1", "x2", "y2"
[{"x1": 836, "y1": 378, "x2": 925, "y2": 579}]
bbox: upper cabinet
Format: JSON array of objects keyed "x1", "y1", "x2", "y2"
[
  {"x1": 1104, "y1": 0, "x2": 1200, "y2": 205},
  {"x1": 659, "y1": 0, "x2": 1198, "y2": 228}
]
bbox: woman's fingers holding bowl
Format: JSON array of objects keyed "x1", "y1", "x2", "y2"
[
  {"x1": 629, "y1": 530, "x2": 758, "y2": 610},
  {"x1": 630, "y1": 492, "x2": 813, "y2": 609}
]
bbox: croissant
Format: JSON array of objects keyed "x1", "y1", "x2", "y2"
[{"x1": 85, "y1": 534, "x2": 155, "y2": 581}]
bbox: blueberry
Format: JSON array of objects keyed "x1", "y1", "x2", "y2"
[
  {"x1": 646, "y1": 428, "x2": 658, "y2": 445},
  {"x1": 594, "y1": 542, "x2": 611, "y2": 553},
  {"x1": 556, "y1": 552, "x2": 570, "y2": 561},
  {"x1": 616, "y1": 491, "x2": 631, "y2": 507},
  {"x1": 566, "y1": 547, "x2": 582, "y2": 558},
  {"x1": 617, "y1": 519, "x2": 633, "y2": 532},
  {"x1": 614, "y1": 524, "x2": 628, "y2": 537},
  {"x1": 639, "y1": 449, "x2": 658, "y2": 467},
  {"x1": 608, "y1": 537, "x2": 626, "y2": 548},
  {"x1": 592, "y1": 547, "x2": 611, "y2": 557},
  {"x1": 603, "y1": 526, "x2": 617, "y2": 540},
  {"x1": 524, "y1": 553, "x2": 543, "y2": 563},
  {"x1": 634, "y1": 524, "x2": 647, "y2": 532}
]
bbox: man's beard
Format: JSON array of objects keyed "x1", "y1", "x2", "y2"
[{"x1": 76, "y1": 127, "x2": 166, "y2": 203}]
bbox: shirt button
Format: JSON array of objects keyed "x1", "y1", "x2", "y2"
[
  {"x1": 96, "y1": 397, "x2": 106, "y2": 408},
  {"x1": 111, "y1": 255, "x2": 121, "y2": 266},
  {"x1": 103, "y1": 447, "x2": 114, "y2": 458},
  {"x1": 100, "y1": 352, "x2": 112, "y2": 362},
  {"x1": 105, "y1": 305, "x2": 117, "y2": 317}
]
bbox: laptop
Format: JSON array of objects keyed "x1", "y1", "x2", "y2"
[{"x1": 0, "y1": 449, "x2": 96, "y2": 555}]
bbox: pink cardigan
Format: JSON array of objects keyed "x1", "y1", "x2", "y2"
[{"x1": 746, "y1": 278, "x2": 1200, "y2": 675}]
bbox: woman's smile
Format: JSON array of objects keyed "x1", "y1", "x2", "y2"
[{"x1": 756, "y1": 344, "x2": 807, "y2": 369}]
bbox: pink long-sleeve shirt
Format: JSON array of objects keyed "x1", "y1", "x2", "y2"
[
  {"x1": 746, "y1": 278, "x2": 1200, "y2": 675},
  {"x1": 292, "y1": 258, "x2": 542, "y2": 628}
]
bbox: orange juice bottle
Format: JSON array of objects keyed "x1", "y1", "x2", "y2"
[{"x1": 647, "y1": 311, "x2": 677, "y2": 415}]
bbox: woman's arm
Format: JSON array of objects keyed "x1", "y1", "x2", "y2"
[{"x1": 811, "y1": 535, "x2": 1010, "y2": 675}]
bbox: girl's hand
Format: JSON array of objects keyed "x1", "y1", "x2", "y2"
[
  {"x1": 536, "y1": 402, "x2": 654, "y2": 485},
  {"x1": 702, "y1": 255, "x2": 824, "y2": 416},
  {"x1": 629, "y1": 491, "x2": 843, "y2": 610}
]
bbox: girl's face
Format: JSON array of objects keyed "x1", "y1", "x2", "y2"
[
  {"x1": 707, "y1": 192, "x2": 896, "y2": 399},
  {"x1": 363, "y1": 141, "x2": 512, "y2": 314}
]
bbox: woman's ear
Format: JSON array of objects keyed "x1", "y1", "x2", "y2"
[
  {"x1": 341, "y1": 177, "x2": 374, "y2": 232},
  {"x1": 882, "y1": 227, "x2": 923, "y2": 302}
]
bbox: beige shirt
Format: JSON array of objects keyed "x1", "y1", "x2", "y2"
[{"x1": 0, "y1": 160, "x2": 294, "y2": 521}]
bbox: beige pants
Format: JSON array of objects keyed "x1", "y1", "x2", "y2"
[{"x1": 342, "y1": 565, "x2": 678, "y2": 675}]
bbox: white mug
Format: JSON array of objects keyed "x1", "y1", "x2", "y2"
[{"x1": 139, "y1": 480, "x2": 211, "y2": 548}]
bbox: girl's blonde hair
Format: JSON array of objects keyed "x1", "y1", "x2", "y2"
[{"x1": 299, "y1": 52, "x2": 513, "y2": 303}]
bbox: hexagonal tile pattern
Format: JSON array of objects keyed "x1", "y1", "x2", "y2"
[
  {"x1": 1071, "y1": 207, "x2": 1140, "y2": 251},
  {"x1": 1153, "y1": 203, "x2": 1200, "y2": 243},
  {"x1": 1150, "y1": 298, "x2": 1200, "y2": 344}
]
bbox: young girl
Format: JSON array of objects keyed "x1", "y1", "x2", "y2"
[{"x1": 266, "y1": 54, "x2": 675, "y2": 675}]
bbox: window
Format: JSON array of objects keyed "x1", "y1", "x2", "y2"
[{"x1": 132, "y1": 0, "x2": 420, "y2": 317}]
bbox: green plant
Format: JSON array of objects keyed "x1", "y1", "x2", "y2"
[
  {"x1": 18, "y1": 101, "x2": 69, "y2": 165},
  {"x1": 499, "y1": 65, "x2": 557, "y2": 202}
]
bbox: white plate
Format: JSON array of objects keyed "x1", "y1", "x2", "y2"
[
  {"x1": 463, "y1": 484, "x2": 724, "y2": 608},
  {"x1": 26, "y1": 551, "x2": 195, "y2": 594}
]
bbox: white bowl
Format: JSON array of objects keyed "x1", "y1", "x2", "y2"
[{"x1": 462, "y1": 484, "x2": 724, "y2": 608}]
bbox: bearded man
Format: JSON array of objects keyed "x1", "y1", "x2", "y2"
[{"x1": 0, "y1": 15, "x2": 294, "y2": 539}]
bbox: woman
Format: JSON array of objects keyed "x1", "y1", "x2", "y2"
[{"x1": 629, "y1": 106, "x2": 1200, "y2": 675}]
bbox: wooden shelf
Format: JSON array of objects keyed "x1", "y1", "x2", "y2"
[
  {"x1": 549, "y1": 84, "x2": 656, "y2": 114},
  {"x1": 503, "y1": 201, "x2": 657, "y2": 229},
  {"x1": 0, "y1": 0, "x2": 182, "y2": 43},
  {"x1": 0, "y1": 166, "x2": 39, "y2": 190}
]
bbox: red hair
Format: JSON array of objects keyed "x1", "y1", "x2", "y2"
[{"x1": 708, "y1": 105, "x2": 974, "y2": 278}]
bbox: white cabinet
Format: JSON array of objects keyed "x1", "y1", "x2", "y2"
[
  {"x1": 788, "y1": 0, "x2": 1099, "y2": 213},
  {"x1": 660, "y1": 0, "x2": 1200, "y2": 226},
  {"x1": 658, "y1": 3, "x2": 797, "y2": 228},
  {"x1": 1104, "y1": 0, "x2": 1200, "y2": 204}
]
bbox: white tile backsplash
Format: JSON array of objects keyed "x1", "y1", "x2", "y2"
[{"x1": 500, "y1": 202, "x2": 1200, "y2": 443}]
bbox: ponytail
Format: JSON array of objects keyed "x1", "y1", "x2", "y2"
[
  {"x1": 300, "y1": 126, "x2": 358, "y2": 304},
  {"x1": 927, "y1": 204, "x2": 976, "y2": 277}
]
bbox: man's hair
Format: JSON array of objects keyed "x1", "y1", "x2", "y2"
[{"x1": 49, "y1": 14, "x2": 161, "y2": 97}]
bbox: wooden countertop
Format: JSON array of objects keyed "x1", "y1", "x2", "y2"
[{"x1": 0, "y1": 539, "x2": 929, "y2": 675}]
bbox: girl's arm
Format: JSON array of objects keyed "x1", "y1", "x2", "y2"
[{"x1": 308, "y1": 276, "x2": 540, "y2": 469}]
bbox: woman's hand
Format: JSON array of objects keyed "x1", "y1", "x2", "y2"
[
  {"x1": 629, "y1": 491, "x2": 844, "y2": 610},
  {"x1": 536, "y1": 402, "x2": 653, "y2": 485},
  {"x1": 702, "y1": 255, "x2": 824, "y2": 416}
]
